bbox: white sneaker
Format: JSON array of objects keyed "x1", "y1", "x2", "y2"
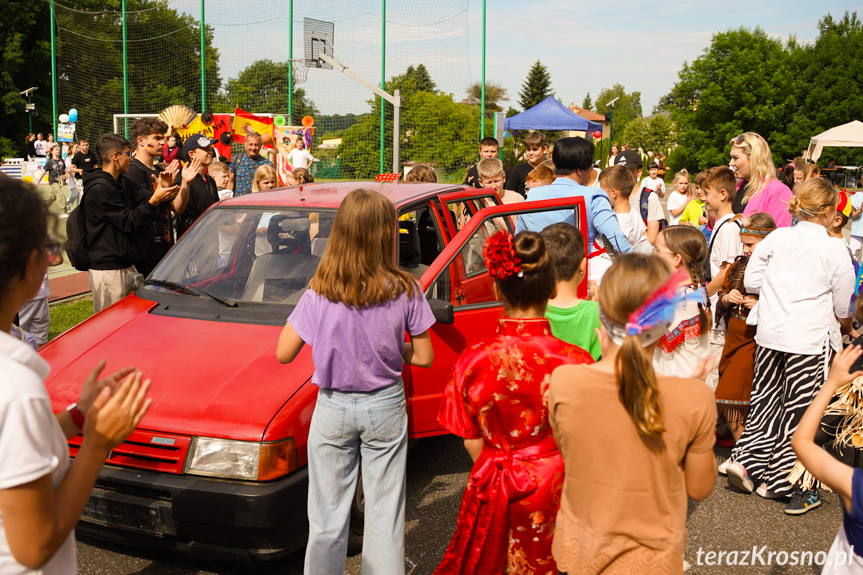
[
  {"x1": 718, "y1": 458, "x2": 731, "y2": 475},
  {"x1": 756, "y1": 483, "x2": 786, "y2": 499},
  {"x1": 726, "y1": 461, "x2": 754, "y2": 494}
]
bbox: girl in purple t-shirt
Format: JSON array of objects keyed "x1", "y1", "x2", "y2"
[{"x1": 277, "y1": 189, "x2": 435, "y2": 574}]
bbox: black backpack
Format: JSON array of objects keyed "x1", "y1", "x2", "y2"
[
  {"x1": 65, "y1": 193, "x2": 90, "y2": 272},
  {"x1": 638, "y1": 187, "x2": 667, "y2": 231}
]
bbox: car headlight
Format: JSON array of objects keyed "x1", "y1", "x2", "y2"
[{"x1": 185, "y1": 437, "x2": 298, "y2": 481}]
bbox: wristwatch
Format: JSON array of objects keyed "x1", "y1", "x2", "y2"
[{"x1": 66, "y1": 403, "x2": 85, "y2": 430}]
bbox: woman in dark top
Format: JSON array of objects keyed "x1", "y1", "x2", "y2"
[{"x1": 35, "y1": 144, "x2": 69, "y2": 216}]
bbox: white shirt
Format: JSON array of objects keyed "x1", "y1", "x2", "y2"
[
  {"x1": 287, "y1": 148, "x2": 313, "y2": 170},
  {"x1": 666, "y1": 191, "x2": 688, "y2": 226},
  {"x1": 745, "y1": 221, "x2": 855, "y2": 355},
  {"x1": 709, "y1": 213, "x2": 743, "y2": 322},
  {"x1": 641, "y1": 175, "x2": 664, "y2": 193},
  {"x1": 615, "y1": 209, "x2": 651, "y2": 254},
  {"x1": 653, "y1": 286, "x2": 710, "y2": 378},
  {"x1": 0, "y1": 331, "x2": 75, "y2": 575}
]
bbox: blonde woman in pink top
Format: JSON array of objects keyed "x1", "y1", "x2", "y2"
[{"x1": 729, "y1": 132, "x2": 793, "y2": 227}]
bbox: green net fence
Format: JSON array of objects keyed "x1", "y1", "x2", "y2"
[{"x1": 54, "y1": 0, "x2": 485, "y2": 182}]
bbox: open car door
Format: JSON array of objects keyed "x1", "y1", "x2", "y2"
[{"x1": 406, "y1": 195, "x2": 589, "y2": 437}]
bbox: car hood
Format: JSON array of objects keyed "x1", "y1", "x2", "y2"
[{"x1": 41, "y1": 295, "x2": 313, "y2": 441}]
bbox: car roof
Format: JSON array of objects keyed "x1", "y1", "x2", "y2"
[{"x1": 220, "y1": 181, "x2": 470, "y2": 209}]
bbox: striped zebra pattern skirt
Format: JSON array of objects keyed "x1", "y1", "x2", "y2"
[{"x1": 729, "y1": 345, "x2": 827, "y2": 495}]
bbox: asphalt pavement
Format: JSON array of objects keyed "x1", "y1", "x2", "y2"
[{"x1": 73, "y1": 435, "x2": 853, "y2": 575}]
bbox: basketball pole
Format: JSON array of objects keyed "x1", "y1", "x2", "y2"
[
  {"x1": 480, "y1": 0, "x2": 486, "y2": 139},
  {"x1": 288, "y1": 0, "x2": 293, "y2": 122},
  {"x1": 380, "y1": 0, "x2": 387, "y2": 174},
  {"x1": 318, "y1": 52, "x2": 400, "y2": 174}
]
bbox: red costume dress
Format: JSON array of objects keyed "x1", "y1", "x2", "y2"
[{"x1": 436, "y1": 317, "x2": 593, "y2": 575}]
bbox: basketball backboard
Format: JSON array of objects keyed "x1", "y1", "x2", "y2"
[{"x1": 304, "y1": 18, "x2": 334, "y2": 70}]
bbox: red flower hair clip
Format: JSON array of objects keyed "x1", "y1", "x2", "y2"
[{"x1": 483, "y1": 231, "x2": 522, "y2": 281}]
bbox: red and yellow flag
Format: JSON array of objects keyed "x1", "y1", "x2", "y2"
[{"x1": 232, "y1": 108, "x2": 272, "y2": 143}]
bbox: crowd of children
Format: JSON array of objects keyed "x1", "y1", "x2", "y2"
[{"x1": 9, "y1": 123, "x2": 863, "y2": 574}]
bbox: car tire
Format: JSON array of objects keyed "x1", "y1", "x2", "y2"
[{"x1": 347, "y1": 468, "x2": 365, "y2": 556}]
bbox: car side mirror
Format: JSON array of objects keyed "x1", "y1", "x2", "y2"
[
  {"x1": 127, "y1": 272, "x2": 144, "y2": 292},
  {"x1": 427, "y1": 298, "x2": 454, "y2": 324}
]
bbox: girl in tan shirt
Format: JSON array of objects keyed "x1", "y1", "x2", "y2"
[{"x1": 549, "y1": 254, "x2": 718, "y2": 574}]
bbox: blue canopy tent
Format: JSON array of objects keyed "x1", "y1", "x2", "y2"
[{"x1": 504, "y1": 96, "x2": 602, "y2": 133}]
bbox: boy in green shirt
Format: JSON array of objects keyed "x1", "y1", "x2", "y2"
[{"x1": 540, "y1": 222, "x2": 601, "y2": 360}]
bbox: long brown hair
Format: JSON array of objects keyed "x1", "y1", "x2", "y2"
[
  {"x1": 310, "y1": 189, "x2": 419, "y2": 307},
  {"x1": 657, "y1": 225, "x2": 709, "y2": 333},
  {"x1": 599, "y1": 254, "x2": 671, "y2": 436}
]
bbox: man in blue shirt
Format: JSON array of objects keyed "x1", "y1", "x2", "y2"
[{"x1": 516, "y1": 137, "x2": 632, "y2": 254}]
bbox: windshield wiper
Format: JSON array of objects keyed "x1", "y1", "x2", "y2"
[{"x1": 143, "y1": 279, "x2": 238, "y2": 307}]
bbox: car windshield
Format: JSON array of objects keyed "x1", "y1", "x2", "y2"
[{"x1": 144, "y1": 207, "x2": 336, "y2": 307}]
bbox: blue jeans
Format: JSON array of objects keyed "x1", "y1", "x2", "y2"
[{"x1": 304, "y1": 380, "x2": 407, "y2": 575}]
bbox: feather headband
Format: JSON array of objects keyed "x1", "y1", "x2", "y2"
[{"x1": 600, "y1": 268, "x2": 707, "y2": 346}]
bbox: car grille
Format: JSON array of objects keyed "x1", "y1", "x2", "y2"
[{"x1": 69, "y1": 429, "x2": 191, "y2": 474}]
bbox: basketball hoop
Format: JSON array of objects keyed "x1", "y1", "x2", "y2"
[{"x1": 289, "y1": 60, "x2": 311, "y2": 85}]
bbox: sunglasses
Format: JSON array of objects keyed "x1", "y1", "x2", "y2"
[
  {"x1": 114, "y1": 150, "x2": 133, "y2": 158},
  {"x1": 733, "y1": 133, "x2": 747, "y2": 145},
  {"x1": 44, "y1": 237, "x2": 62, "y2": 261}
]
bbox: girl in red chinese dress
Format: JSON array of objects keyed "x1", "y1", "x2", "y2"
[{"x1": 436, "y1": 231, "x2": 593, "y2": 575}]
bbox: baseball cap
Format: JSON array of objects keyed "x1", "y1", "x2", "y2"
[
  {"x1": 837, "y1": 191, "x2": 852, "y2": 219},
  {"x1": 182, "y1": 133, "x2": 218, "y2": 159},
  {"x1": 615, "y1": 150, "x2": 643, "y2": 168}
]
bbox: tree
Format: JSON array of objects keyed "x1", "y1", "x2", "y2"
[
  {"x1": 663, "y1": 26, "x2": 798, "y2": 171},
  {"x1": 339, "y1": 66, "x2": 481, "y2": 180},
  {"x1": 0, "y1": 0, "x2": 54, "y2": 155},
  {"x1": 594, "y1": 84, "x2": 642, "y2": 143},
  {"x1": 783, "y1": 12, "x2": 863, "y2": 165},
  {"x1": 518, "y1": 61, "x2": 553, "y2": 110},
  {"x1": 404, "y1": 64, "x2": 436, "y2": 94},
  {"x1": 222, "y1": 59, "x2": 318, "y2": 123},
  {"x1": 466, "y1": 81, "x2": 509, "y2": 112},
  {"x1": 581, "y1": 93, "x2": 593, "y2": 110},
  {"x1": 52, "y1": 0, "x2": 223, "y2": 141}
]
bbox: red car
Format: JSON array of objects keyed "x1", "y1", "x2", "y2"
[{"x1": 42, "y1": 182, "x2": 588, "y2": 562}]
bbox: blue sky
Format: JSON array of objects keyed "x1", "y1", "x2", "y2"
[
  {"x1": 203, "y1": 0, "x2": 858, "y2": 117},
  {"x1": 467, "y1": 0, "x2": 859, "y2": 114}
]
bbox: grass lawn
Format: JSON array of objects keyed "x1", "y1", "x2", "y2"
[{"x1": 48, "y1": 298, "x2": 94, "y2": 341}]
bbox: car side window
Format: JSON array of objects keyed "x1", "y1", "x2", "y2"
[
  {"x1": 398, "y1": 202, "x2": 445, "y2": 278},
  {"x1": 454, "y1": 204, "x2": 578, "y2": 308}
]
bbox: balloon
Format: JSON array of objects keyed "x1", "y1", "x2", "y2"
[
  {"x1": 274, "y1": 115, "x2": 286, "y2": 126},
  {"x1": 593, "y1": 130, "x2": 602, "y2": 139},
  {"x1": 201, "y1": 111, "x2": 213, "y2": 125},
  {"x1": 219, "y1": 132, "x2": 233, "y2": 146},
  {"x1": 69, "y1": 108, "x2": 78, "y2": 117},
  {"x1": 503, "y1": 130, "x2": 511, "y2": 139},
  {"x1": 59, "y1": 114, "x2": 69, "y2": 123},
  {"x1": 301, "y1": 115, "x2": 314, "y2": 128},
  {"x1": 261, "y1": 132, "x2": 273, "y2": 145},
  {"x1": 68, "y1": 113, "x2": 78, "y2": 123}
]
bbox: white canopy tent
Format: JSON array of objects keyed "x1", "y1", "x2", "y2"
[{"x1": 806, "y1": 120, "x2": 863, "y2": 163}]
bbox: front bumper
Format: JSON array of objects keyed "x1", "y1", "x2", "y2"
[{"x1": 77, "y1": 464, "x2": 310, "y2": 563}]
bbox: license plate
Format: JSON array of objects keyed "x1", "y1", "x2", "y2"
[{"x1": 82, "y1": 489, "x2": 172, "y2": 535}]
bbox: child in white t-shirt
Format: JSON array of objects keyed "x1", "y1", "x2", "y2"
[
  {"x1": 667, "y1": 169, "x2": 692, "y2": 226},
  {"x1": 703, "y1": 166, "x2": 744, "y2": 390},
  {"x1": 641, "y1": 161, "x2": 666, "y2": 199},
  {"x1": 600, "y1": 165, "x2": 651, "y2": 255}
]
